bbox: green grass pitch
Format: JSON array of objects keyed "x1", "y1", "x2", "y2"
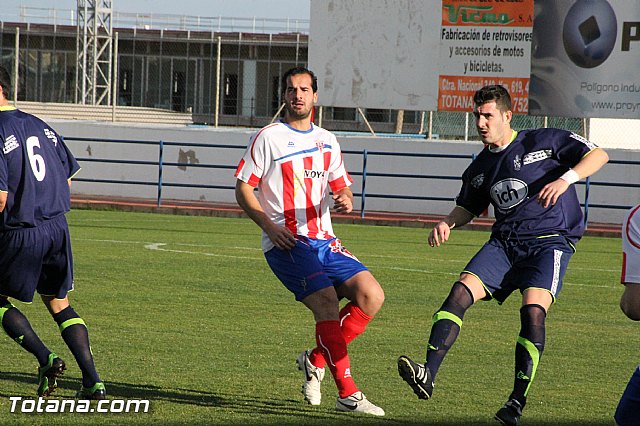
[{"x1": 0, "y1": 209, "x2": 633, "y2": 425}]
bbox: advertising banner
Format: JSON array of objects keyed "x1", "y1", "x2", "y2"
[
  {"x1": 438, "y1": 0, "x2": 534, "y2": 113},
  {"x1": 529, "y1": 1, "x2": 640, "y2": 118}
]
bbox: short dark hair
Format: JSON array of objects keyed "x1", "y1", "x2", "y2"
[
  {"x1": 281, "y1": 66, "x2": 318, "y2": 94},
  {"x1": 473, "y1": 84, "x2": 511, "y2": 112},
  {"x1": 0, "y1": 65, "x2": 11, "y2": 100}
]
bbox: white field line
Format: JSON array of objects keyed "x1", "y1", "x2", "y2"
[
  {"x1": 76, "y1": 238, "x2": 263, "y2": 260},
  {"x1": 76, "y1": 238, "x2": 619, "y2": 288},
  {"x1": 143, "y1": 243, "x2": 262, "y2": 260}
]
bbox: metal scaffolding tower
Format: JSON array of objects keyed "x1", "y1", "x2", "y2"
[{"x1": 76, "y1": 0, "x2": 113, "y2": 105}]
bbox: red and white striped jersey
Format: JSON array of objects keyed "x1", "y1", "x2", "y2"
[
  {"x1": 235, "y1": 121, "x2": 353, "y2": 252},
  {"x1": 622, "y1": 204, "x2": 640, "y2": 284}
]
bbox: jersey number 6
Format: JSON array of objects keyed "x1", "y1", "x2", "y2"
[{"x1": 26, "y1": 136, "x2": 47, "y2": 182}]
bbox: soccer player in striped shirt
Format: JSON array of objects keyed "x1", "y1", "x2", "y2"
[
  {"x1": 0, "y1": 65, "x2": 105, "y2": 399},
  {"x1": 397, "y1": 84, "x2": 608, "y2": 425},
  {"x1": 235, "y1": 66, "x2": 385, "y2": 416},
  {"x1": 615, "y1": 204, "x2": 640, "y2": 426}
]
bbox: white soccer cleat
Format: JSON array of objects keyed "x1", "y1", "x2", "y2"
[
  {"x1": 336, "y1": 391, "x2": 385, "y2": 416},
  {"x1": 296, "y1": 350, "x2": 325, "y2": 405}
]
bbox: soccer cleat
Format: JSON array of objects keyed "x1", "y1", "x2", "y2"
[
  {"x1": 495, "y1": 399, "x2": 523, "y2": 426},
  {"x1": 336, "y1": 391, "x2": 385, "y2": 416},
  {"x1": 397, "y1": 355, "x2": 433, "y2": 400},
  {"x1": 76, "y1": 382, "x2": 107, "y2": 400},
  {"x1": 37, "y1": 353, "x2": 66, "y2": 397},
  {"x1": 296, "y1": 350, "x2": 325, "y2": 405}
]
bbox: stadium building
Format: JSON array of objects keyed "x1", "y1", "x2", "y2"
[
  {"x1": 0, "y1": 6, "x2": 440, "y2": 134},
  {"x1": 1, "y1": 4, "x2": 585, "y2": 137}
]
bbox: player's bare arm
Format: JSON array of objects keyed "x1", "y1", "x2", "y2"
[
  {"x1": 235, "y1": 180, "x2": 296, "y2": 250},
  {"x1": 428, "y1": 206, "x2": 475, "y2": 247},
  {"x1": 0, "y1": 85, "x2": 8, "y2": 106},
  {"x1": 0, "y1": 191, "x2": 6, "y2": 212},
  {"x1": 332, "y1": 187, "x2": 353, "y2": 214},
  {"x1": 537, "y1": 147, "x2": 609, "y2": 208}
]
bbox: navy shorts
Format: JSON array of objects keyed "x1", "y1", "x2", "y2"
[
  {"x1": 264, "y1": 237, "x2": 368, "y2": 301},
  {"x1": 462, "y1": 235, "x2": 574, "y2": 303},
  {"x1": 615, "y1": 365, "x2": 640, "y2": 426},
  {"x1": 0, "y1": 215, "x2": 74, "y2": 303}
]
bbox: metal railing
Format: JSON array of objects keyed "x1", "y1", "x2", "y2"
[
  {"x1": 67, "y1": 136, "x2": 636, "y2": 226},
  {"x1": 345, "y1": 149, "x2": 472, "y2": 218},
  {"x1": 2, "y1": 6, "x2": 310, "y2": 34}
]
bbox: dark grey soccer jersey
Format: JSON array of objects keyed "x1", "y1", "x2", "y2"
[
  {"x1": 456, "y1": 128, "x2": 598, "y2": 243},
  {"x1": 0, "y1": 108, "x2": 80, "y2": 230}
]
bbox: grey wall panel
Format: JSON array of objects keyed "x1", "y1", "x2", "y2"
[{"x1": 50, "y1": 120, "x2": 637, "y2": 225}]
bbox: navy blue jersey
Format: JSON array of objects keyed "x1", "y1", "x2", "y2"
[
  {"x1": 456, "y1": 128, "x2": 598, "y2": 243},
  {"x1": 0, "y1": 107, "x2": 80, "y2": 230}
]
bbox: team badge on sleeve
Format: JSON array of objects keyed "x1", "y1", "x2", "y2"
[{"x1": 471, "y1": 173, "x2": 485, "y2": 189}]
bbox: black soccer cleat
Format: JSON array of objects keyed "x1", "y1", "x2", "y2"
[
  {"x1": 495, "y1": 399, "x2": 523, "y2": 426},
  {"x1": 76, "y1": 382, "x2": 107, "y2": 400},
  {"x1": 397, "y1": 355, "x2": 433, "y2": 400},
  {"x1": 37, "y1": 353, "x2": 66, "y2": 397}
]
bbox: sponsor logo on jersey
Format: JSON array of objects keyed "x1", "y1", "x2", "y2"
[
  {"x1": 491, "y1": 178, "x2": 528, "y2": 211},
  {"x1": 523, "y1": 149, "x2": 552, "y2": 165},
  {"x1": 44, "y1": 128, "x2": 58, "y2": 146},
  {"x1": 513, "y1": 155, "x2": 522, "y2": 171},
  {"x1": 3, "y1": 134, "x2": 19, "y2": 154},
  {"x1": 470, "y1": 173, "x2": 484, "y2": 189},
  {"x1": 569, "y1": 132, "x2": 597, "y2": 150},
  {"x1": 287, "y1": 140, "x2": 295, "y2": 148},
  {"x1": 304, "y1": 169, "x2": 326, "y2": 179}
]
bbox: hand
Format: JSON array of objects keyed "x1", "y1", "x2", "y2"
[
  {"x1": 537, "y1": 179, "x2": 570, "y2": 208},
  {"x1": 265, "y1": 223, "x2": 297, "y2": 250},
  {"x1": 333, "y1": 193, "x2": 353, "y2": 214},
  {"x1": 428, "y1": 221, "x2": 451, "y2": 247}
]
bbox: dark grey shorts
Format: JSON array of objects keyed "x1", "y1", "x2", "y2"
[{"x1": 0, "y1": 215, "x2": 73, "y2": 302}]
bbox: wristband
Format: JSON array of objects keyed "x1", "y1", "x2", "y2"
[{"x1": 559, "y1": 169, "x2": 579, "y2": 184}]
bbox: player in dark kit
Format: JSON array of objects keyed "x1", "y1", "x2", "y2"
[
  {"x1": 397, "y1": 85, "x2": 608, "y2": 425},
  {"x1": 0, "y1": 65, "x2": 105, "y2": 399}
]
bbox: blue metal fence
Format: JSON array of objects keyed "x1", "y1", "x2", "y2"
[{"x1": 66, "y1": 136, "x2": 636, "y2": 226}]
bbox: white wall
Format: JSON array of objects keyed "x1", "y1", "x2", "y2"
[
  {"x1": 590, "y1": 118, "x2": 640, "y2": 150},
  {"x1": 309, "y1": 0, "x2": 440, "y2": 110}
]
